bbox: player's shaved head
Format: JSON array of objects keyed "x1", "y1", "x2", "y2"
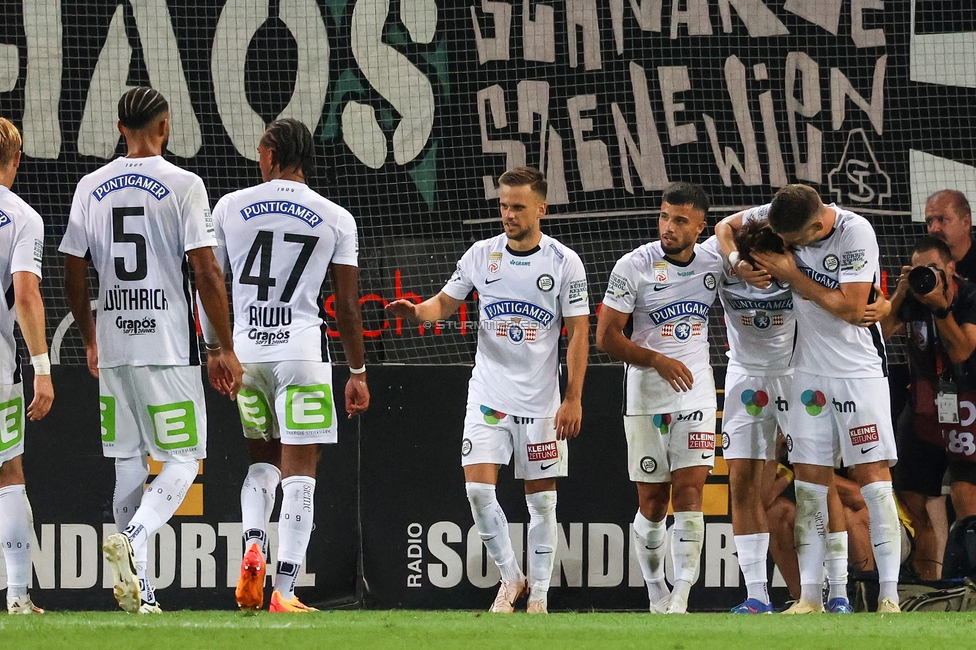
[
  {"x1": 118, "y1": 87, "x2": 169, "y2": 131},
  {"x1": 499, "y1": 166, "x2": 547, "y2": 201},
  {"x1": 768, "y1": 184, "x2": 823, "y2": 234},
  {"x1": 0, "y1": 118, "x2": 21, "y2": 168},
  {"x1": 260, "y1": 118, "x2": 315, "y2": 177}
]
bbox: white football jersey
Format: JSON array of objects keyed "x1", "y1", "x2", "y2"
[
  {"x1": 0, "y1": 186, "x2": 43, "y2": 384},
  {"x1": 212, "y1": 179, "x2": 358, "y2": 363},
  {"x1": 59, "y1": 156, "x2": 215, "y2": 367},
  {"x1": 743, "y1": 204, "x2": 886, "y2": 378},
  {"x1": 441, "y1": 233, "x2": 589, "y2": 418},
  {"x1": 602, "y1": 236, "x2": 723, "y2": 415},
  {"x1": 719, "y1": 268, "x2": 795, "y2": 377}
]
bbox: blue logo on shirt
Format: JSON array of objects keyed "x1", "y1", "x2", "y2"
[
  {"x1": 0, "y1": 210, "x2": 10, "y2": 229},
  {"x1": 648, "y1": 301, "x2": 710, "y2": 325},
  {"x1": 484, "y1": 300, "x2": 555, "y2": 327},
  {"x1": 240, "y1": 201, "x2": 322, "y2": 228},
  {"x1": 797, "y1": 265, "x2": 839, "y2": 290},
  {"x1": 92, "y1": 174, "x2": 171, "y2": 202}
]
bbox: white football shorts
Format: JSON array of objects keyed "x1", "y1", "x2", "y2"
[
  {"x1": 721, "y1": 371, "x2": 792, "y2": 461},
  {"x1": 625, "y1": 407, "x2": 718, "y2": 483},
  {"x1": 0, "y1": 382, "x2": 26, "y2": 465},
  {"x1": 460, "y1": 402, "x2": 567, "y2": 480},
  {"x1": 237, "y1": 360, "x2": 338, "y2": 445}
]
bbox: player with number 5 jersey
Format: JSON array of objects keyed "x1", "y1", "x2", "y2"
[
  {"x1": 201, "y1": 118, "x2": 369, "y2": 613},
  {"x1": 61, "y1": 88, "x2": 242, "y2": 614}
]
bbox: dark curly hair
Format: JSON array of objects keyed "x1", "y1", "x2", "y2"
[{"x1": 734, "y1": 218, "x2": 785, "y2": 267}]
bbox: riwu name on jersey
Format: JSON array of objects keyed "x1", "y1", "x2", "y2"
[
  {"x1": 483, "y1": 300, "x2": 555, "y2": 344},
  {"x1": 240, "y1": 201, "x2": 322, "y2": 228},
  {"x1": 247, "y1": 306, "x2": 293, "y2": 346},
  {"x1": 92, "y1": 174, "x2": 171, "y2": 201}
]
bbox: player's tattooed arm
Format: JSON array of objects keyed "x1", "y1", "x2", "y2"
[
  {"x1": 596, "y1": 304, "x2": 693, "y2": 392},
  {"x1": 64, "y1": 253, "x2": 98, "y2": 378},
  {"x1": 14, "y1": 271, "x2": 53, "y2": 420},
  {"x1": 330, "y1": 263, "x2": 370, "y2": 417},
  {"x1": 555, "y1": 314, "x2": 589, "y2": 440},
  {"x1": 386, "y1": 292, "x2": 464, "y2": 325}
]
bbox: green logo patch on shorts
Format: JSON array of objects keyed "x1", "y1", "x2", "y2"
[
  {"x1": 148, "y1": 401, "x2": 198, "y2": 449},
  {"x1": 99, "y1": 395, "x2": 116, "y2": 442},
  {"x1": 0, "y1": 397, "x2": 23, "y2": 452},
  {"x1": 238, "y1": 389, "x2": 271, "y2": 433},
  {"x1": 285, "y1": 384, "x2": 333, "y2": 430}
]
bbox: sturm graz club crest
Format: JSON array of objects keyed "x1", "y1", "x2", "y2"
[
  {"x1": 823, "y1": 254, "x2": 839, "y2": 272},
  {"x1": 640, "y1": 456, "x2": 657, "y2": 473},
  {"x1": 722, "y1": 432, "x2": 731, "y2": 449},
  {"x1": 703, "y1": 273, "x2": 716, "y2": 290},
  {"x1": 536, "y1": 274, "x2": 554, "y2": 292},
  {"x1": 786, "y1": 434, "x2": 794, "y2": 452},
  {"x1": 461, "y1": 438, "x2": 473, "y2": 456}
]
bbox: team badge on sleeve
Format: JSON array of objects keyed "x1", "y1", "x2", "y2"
[
  {"x1": 536, "y1": 274, "x2": 554, "y2": 292},
  {"x1": 823, "y1": 254, "x2": 839, "y2": 272}
]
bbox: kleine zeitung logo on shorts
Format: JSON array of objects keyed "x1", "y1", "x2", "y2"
[
  {"x1": 849, "y1": 424, "x2": 879, "y2": 445},
  {"x1": 526, "y1": 442, "x2": 558, "y2": 462}
]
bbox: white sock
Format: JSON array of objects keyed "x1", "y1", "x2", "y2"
[
  {"x1": 465, "y1": 482, "x2": 522, "y2": 583},
  {"x1": 734, "y1": 533, "x2": 770, "y2": 604},
  {"x1": 275, "y1": 475, "x2": 315, "y2": 601},
  {"x1": 825, "y1": 531, "x2": 849, "y2": 601},
  {"x1": 241, "y1": 462, "x2": 280, "y2": 555},
  {"x1": 0, "y1": 485, "x2": 32, "y2": 601},
  {"x1": 669, "y1": 511, "x2": 704, "y2": 613},
  {"x1": 860, "y1": 481, "x2": 901, "y2": 604},
  {"x1": 633, "y1": 510, "x2": 670, "y2": 606},
  {"x1": 794, "y1": 480, "x2": 829, "y2": 604},
  {"x1": 525, "y1": 491, "x2": 557, "y2": 601},
  {"x1": 113, "y1": 456, "x2": 149, "y2": 531},
  {"x1": 123, "y1": 460, "x2": 197, "y2": 558}
]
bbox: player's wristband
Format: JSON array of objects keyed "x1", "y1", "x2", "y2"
[
  {"x1": 30, "y1": 353, "x2": 51, "y2": 376},
  {"x1": 349, "y1": 365, "x2": 366, "y2": 375},
  {"x1": 728, "y1": 251, "x2": 740, "y2": 268}
]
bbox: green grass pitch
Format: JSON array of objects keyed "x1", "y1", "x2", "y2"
[{"x1": 3, "y1": 610, "x2": 976, "y2": 649}]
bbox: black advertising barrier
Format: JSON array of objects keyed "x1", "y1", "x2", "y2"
[
  {"x1": 13, "y1": 366, "x2": 360, "y2": 611},
  {"x1": 359, "y1": 364, "x2": 789, "y2": 611}
]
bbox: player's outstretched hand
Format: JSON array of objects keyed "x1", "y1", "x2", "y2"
[
  {"x1": 385, "y1": 299, "x2": 418, "y2": 320},
  {"x1": 27, "y1": 373, "x2": 53, "y2": 420},
  {"x1": 554, "y1": 398, "x2": 582, "y2": 440},
  {"x1": 345, "y1": 374, "x2": 370, "y2": 418},
  {"x1": 85, "y1": 343, "x2": 99, "y2": 378},
  {"x1": 860, "y1": 285, "x2": 891, "y2": 326},
  {"x1": 654, "y1": 356, "x2": 694, "y2": 393},
  {"x1": 207, "y1": 348, "x2": 243, "y2": 400},
  {"x1": 734, "y1": 259, "x2": 772, "y2": 289}
]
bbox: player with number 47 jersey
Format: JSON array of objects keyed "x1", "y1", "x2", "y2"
[{"x1": 201, "y1": 118, "x2": 369, "y2": 613}]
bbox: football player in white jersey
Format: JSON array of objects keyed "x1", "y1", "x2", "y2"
[
  {"x1": 597, "y1": 182, "x2": 723, "y2": 614},
  {"x1": 60, "y1": 88, "x2": 242, "y2": 613},
  {"x1": 386, "y1": 167, "x2": 589, "y2": 614},
  {"x1": 723, "y1": 184, "x2": 901, "y2": 613},
  {"x1": 0, "y1": 118, "x2": 54, "y2": 614},
  {"x1": 200, "y1": 118, "x2": 369, "y2": 613},
  {"x1": 713, "y1": 217, "x2": 796, "y2": 614}
]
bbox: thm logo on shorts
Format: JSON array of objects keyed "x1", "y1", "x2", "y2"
[
  {"x1": 285, "y1": 384, "x2": 333, "y2": 430},
  {"x1": 99, "y1": 396, "x2": 116, "y2": 442},
  {"x1": 687, "y1": 432, "x2": 715, "y2": 450},
  {"x1": 238, "y1": 389, "x2": 270, "y2": 433},
  {"x1": 0, "y1": 398, "x2": 23, "y2": 452},
  {"x1": 849, "y1": 424, "x2": 879, "y2": 446},
  {"x1": 527, "y1": 442, "x2": 558, "y2": 462},
  {"x1": 149, "y1": 401, "x2": 198, "y2": 450}
]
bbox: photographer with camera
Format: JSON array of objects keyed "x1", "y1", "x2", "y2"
[{"x1": 881, "y1": 236, "x2": 976, "y2": 578}]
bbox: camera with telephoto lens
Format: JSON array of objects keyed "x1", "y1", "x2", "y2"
[{"x1": 908, "y1": 265, "x2": 946, "y2": 296}]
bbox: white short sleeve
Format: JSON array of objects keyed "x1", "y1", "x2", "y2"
[
  {"x1": 210, "y1": 195, "x2": 229, "y2": 272},
  {"x1": 332, "y1": 212, "x2": 359, "y2": 267},
  {"x1": 741, "y1": 204, "x2": 770, "y2": 225},
  {"x1": 58, "y1": 186, "x2": 90, "y2": 258},
  {"x1": 11, "y1": 214, "x2": 43, "y2": 278},
  {"x1": 602, "y1": 255, "x2": 639, "y2": 314},
  {"x1": 560, "y1": 253, "x2": 589, "y2": 318},
  {"x1": 441, "y1": 245, "x2": 477, "y2": 300},
  {"x1": 838, "y1": 220, "x2": 879, "y2": 284},
  {"x1": 182, "y1": 178, "x2": 217, "y2": 252}
]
